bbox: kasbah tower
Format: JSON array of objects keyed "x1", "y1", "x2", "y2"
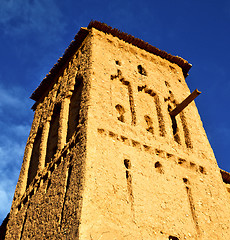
[{"x1": 2, "y1": 21, "x2": 230, "y2": 240}]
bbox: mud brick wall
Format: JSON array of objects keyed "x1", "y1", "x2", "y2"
[
  {"x1": 4, "y1": 26, "x2": 230, "y2": 240},
  {"x1": 81, "y1": 28, "x2": 230, "y2": 240},
  {"x1": 5, "y1": 31, "x2": 92, "y2": 240}
]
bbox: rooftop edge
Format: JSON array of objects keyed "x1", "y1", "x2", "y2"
[{"x1": 30, "y1": 20, "x2": 192, "y2": 102}]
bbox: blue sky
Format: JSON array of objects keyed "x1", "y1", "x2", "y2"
[{"x1": 0, "y1": 0, "x2": 230, "y2": 224}]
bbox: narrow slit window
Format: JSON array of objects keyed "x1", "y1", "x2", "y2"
[
  {"x1": 144, "y1": 115, "x2": 154, "y2": 134},
  {"x1": 45, "y1": 103, "x2": 61, "y2": 166},
  {"x1": 115, "y1": 104, "x2": 125, "y2": 123},
  {"x1": 124, "y1": 159, "x2": 134, "y2": 217},
  {"x1": 27, "y1": 127, "x2": 43, "y2": 188},
  {"x1": 154, "y1": 95, "x2": 166, "y2": 137},
  {"x1": 66, "y1": 75, "x2": 83, "y2": 142},
  {"x1": 168, "y1": 104, "x2": 180, "y2": 144},
  {"x1": 137, "y1": 65, "x2": 147, "y2": 76}
]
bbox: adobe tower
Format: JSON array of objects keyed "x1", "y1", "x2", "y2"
[{"x1": 4, "y1": 21, "x2": 230, "y2": 239}]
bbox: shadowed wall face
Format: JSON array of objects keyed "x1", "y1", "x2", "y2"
[{"x1": 4, "y1": 33, "x2": 92, "y2": 240}]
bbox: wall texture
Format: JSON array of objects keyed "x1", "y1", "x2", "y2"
[
  {"x1": 5, "y1": 31, "x2": 92, "y2": 239},
  {"x1": 81, "y1": 28, "x2": 230, "y2": 239},
  {"x1": 4, "y1": 24, "x2": 230, "y2": 240}
]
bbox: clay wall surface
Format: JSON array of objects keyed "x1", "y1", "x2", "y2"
[
  {"x1": 4, "y1": 27, "x2": 230, "y2": 240},
  {"x1": 80, "y1": 28, "x2": 230, "y2": 239},
  {"x1": 5, "y1": 32, "x2": 92, "y2": 239}
]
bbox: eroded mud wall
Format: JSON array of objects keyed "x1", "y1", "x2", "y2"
[
  {"x1": 80, "y1": 28, "x2": 230, "y2": 240},
  {"x1": 5, "y1": 32, "x2": 92, "y2": 240}
]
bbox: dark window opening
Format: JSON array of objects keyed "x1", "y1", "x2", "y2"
[
  {"x1": 56, "y1": 84, "x2": 61, "y2": 97},
  {"x1": 137, "y1": 65, "x2": 147, "y2": 76},
  {"x1": 124, "y1": 159, "x2": 131, "y2": 170},
  {"x1": 66, "y1": 76, "x2": 83, "y2": 142},
  {"x1": 138, "y1": 85, "x2": 146, "y2": 92},
  {"x1": 27, "y1": 127, "x2": 43, "y2": 188},
  {"x1": 171, "y1": 115, "x2": 177, "y2": 135},
  {"x1": 178, "y1": 158, "x2": 186, "y2": 165},
  {"x1": 18, "y1": 204, "x2": 22, "y2": 211},
  {"x1": 144, "y1": 115, "x2": 154, "y2": 134},
  {"x1": 155, "y1": 161, "x2": 164, "y2": 174},
  {"x1": 199, "y1": 166, "x2": 206, "y2": 174},
  {"x1": 165, "y1": 81, "x2": 170, "y2": 87},
  {"x1": 46, "y1": 179, "x2": 51, "y2": 192},
  {"x1": 183, "y1": 177, "x2": 189, "y2": 184},
  {"x1": 169, "y1": 236, "x2": 179, "y2": 240},
  {"x1": 23, "y1": 196, "x2": 28, "y2": 206},
  {"x1": 45, "y1": 103, "x2": 61, "y2": 166},
  {"x1": 154, "y1": 95, "x2": 166, "y2": 137},
  {"x1": 155, "y1": 161, "x2": 161, "y2": 168},
  {"x1": 115, "y1": 104, "x2": 125, "y2": 123},
  {"x1": 168, "y1": 104, "x2": 180, "y2": 144}
]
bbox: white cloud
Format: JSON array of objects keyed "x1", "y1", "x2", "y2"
[
  {"x1": 0, "y1": 142, "x2": 25, "y2": 223},
  {"x1": 0, "y1": 0, "x2": 66, "y2": 42},
  {"x1": 0, "y1": 86, "x2": 24, "y2": 108},
  {"x1": 0, "y1": 83, "x2": 33, "y2": 224},
  {"x1": 0, "y1": 189, "x2": 12, "y2": 219}
]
